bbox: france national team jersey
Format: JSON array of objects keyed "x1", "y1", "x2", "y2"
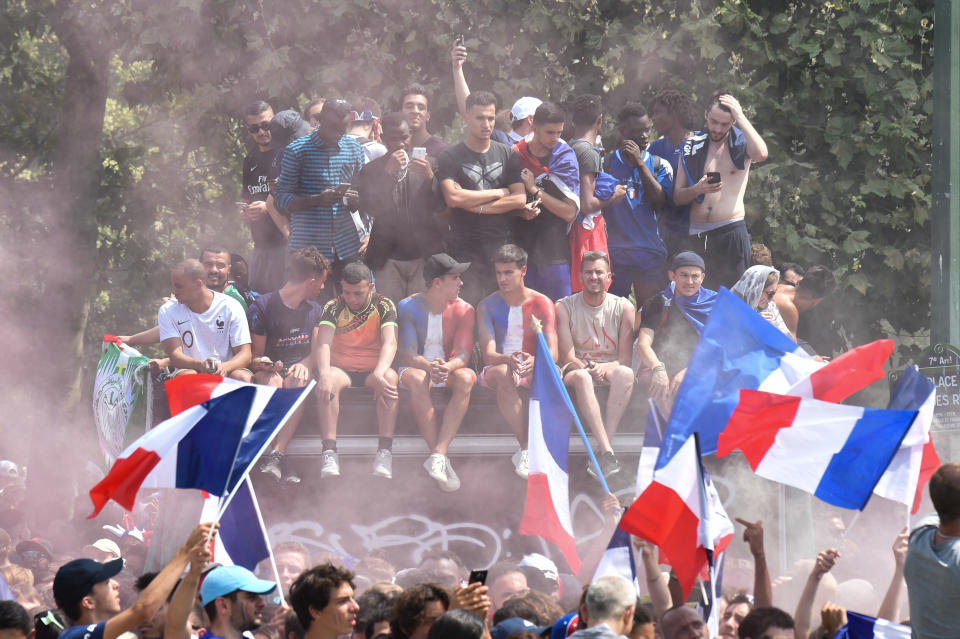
[
  {"x1": 398, "y1": 295, "x2": 475, "y2": 363},
  {"x1": 478, "y1": 291, "x2": 556, "y2": 355}
]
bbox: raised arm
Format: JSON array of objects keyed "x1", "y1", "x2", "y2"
[
  {"x1": 877, "y1": 528, "x2": 908, "y2": 622},
  {"x1": 637, "y1": 539, "x2": 672, "y2": 619},
  {"x1": 719, "y1": 94, "x2": 768, "y2": 163},
  {"x1": 794, "y1": 548, "x2": 839, "y2": 639},
  {"x1": 163, "y1": 539, "x2": 211, "y2": 639},
  {"x1": 736, "y1": 517, "x2": 772, "y2": 608},
  {"x1": 576, "y1": 492, "x2": 622, "y2": 582},
  {"x1": 451, "y1": 43, "x2": 469, "y2": 119}
]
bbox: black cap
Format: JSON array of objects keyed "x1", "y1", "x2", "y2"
[
  {"x1": 53, "y1": 558, "x2": 124, "y2": 611},
  {"x1": 424, "y1": 253, "x2": 471, "y2": 283},
  {"x1": 670, "y1": 251, "x2": 706, "y2": 271}
]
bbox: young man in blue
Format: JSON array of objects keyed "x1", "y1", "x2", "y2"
[{"x1": 603, "y1": 104, "x2": 674, "y2": 304}]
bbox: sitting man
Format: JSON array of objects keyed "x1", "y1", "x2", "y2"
[
  {"x1": 556, "y1": 252, "x2": 636, "y2": 481},
  {"x1": 201, "y1": 246, "x2": 250, "y2": 310},
  {"x1": 314, "y1": 261, "x2": 400, "y2": 479},
  {"x1": 158, "y1": 259, "x2": 252, "y2": 381},
  {"x1": 477, "y1": 244, "x2": 557, "y2": 479},
  {"x1": 397, "y1": 254, "x2": 476, "y2": 492},
  {"x1": 636, "y1": 251, "x2": 717, "y2": 412},
  {"x1": 773, "y1": 264, "x2": 836, "y2": 341},
  {"x1": 251, "y1": 247, "x2": 329, "y2": 484}
]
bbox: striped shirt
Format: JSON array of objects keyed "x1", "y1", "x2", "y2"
[{"x1": 274, "y1": 130, "x2": 365, "y2": 260}]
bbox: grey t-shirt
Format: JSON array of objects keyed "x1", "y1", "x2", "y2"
[
  {"x1": 570, "y1": 138, "x2": 602, "y2": 175},
  {"x1": 904, "y1": 514, "x2": 960, "y2": 638}
]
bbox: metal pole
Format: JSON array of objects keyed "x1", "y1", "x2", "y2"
[{"x1": 931, "y1": 0, "x2": 960, "y2": 346}]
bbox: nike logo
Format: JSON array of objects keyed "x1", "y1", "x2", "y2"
[{"x1": 176, "y1": 320, "x2": 188, "y2": 326}]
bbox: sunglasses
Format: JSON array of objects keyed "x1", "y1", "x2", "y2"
[{"x1": 247, "y1": 123, "x2": 270, "y2": 133}]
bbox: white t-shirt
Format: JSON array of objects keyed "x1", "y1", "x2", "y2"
[{"x1": 158, "y1": 292, "x2": 251, "y2": 363}]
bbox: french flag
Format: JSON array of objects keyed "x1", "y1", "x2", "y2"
[
  {"x1": 619, "y1": 434, "x2": 732, "y2": 598},
  {"x1": 717, "y1": 390, "x2": 917, "y2": 509},
  {"x1": 833, "y1": 611, "x2": 910, "y2": 639},
  {"x1": 661, "y1": 289, "x2": 892, "y2": 460},
  {"x1": 200, "y1": 476, "x2": 271, "y2": 572},
  {"x1": 635, "y1": 400, "x2": 666, "y2": 497},
  {"x1": 591, "y1": 527, "x2": 637, "y2": 590},
  {"x1": 873, "y1": 366, "x2": 940, "y2": 513},
  {"x1": 519, "y1": 330, "x2": 581, "y2": 574}
]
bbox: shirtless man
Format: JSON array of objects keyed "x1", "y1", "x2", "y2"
[
  {"x1": 673, "y1": 92, "x2": 768, "y2": 290},
  {"x1": 774, "y1": 264, "x2": 836, "y2": 341}
]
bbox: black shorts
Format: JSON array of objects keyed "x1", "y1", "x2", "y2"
[
  {"x1": 346, "y1": 370, "x2": 373, "y2": 388},
  {"x1": 680, "y1": 219, "x2": 750, "y2": 291}
]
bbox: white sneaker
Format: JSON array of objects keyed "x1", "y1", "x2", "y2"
[
  {"x1": 442, "y1": 457, "x2": 461, "y2": 492},
  {"x1": 373, "y1": 449, "x2": 393, "y2": 479},
  {"x1": 424, "y1": 453, "x2": 447, "y2": 483},
  {"x1": 320, "y1": 450, "x2": 340, "y2": 478},
  {"x1": 511, "y1": 449, "x2": 529, "y2": 479}
]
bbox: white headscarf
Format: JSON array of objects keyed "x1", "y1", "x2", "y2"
[{"x1": 731, "y1": 265, "x2": 779, "y2": 310}]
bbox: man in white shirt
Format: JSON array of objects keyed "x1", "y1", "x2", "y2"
[{"x1": 158, "y1": 259, "x2": 253, "y2": 380}]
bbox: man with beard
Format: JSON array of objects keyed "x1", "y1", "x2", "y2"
[
  {"x1": 201, "y1": 566, "x2": 278, "y2": 639},
  {"x1": 673, "y1": 92, "x2": 768, "y2": 290},
  {"x1": 556, "y1": 252, "x2": 635, "y2": 482}
]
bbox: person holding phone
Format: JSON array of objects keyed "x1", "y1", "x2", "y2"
[
  {"x1": 399, "y1": 83, "x2": 448, "y2": 157},
  {"x1": 673, "y1": 91, "x2": 769, "y2": 290}
]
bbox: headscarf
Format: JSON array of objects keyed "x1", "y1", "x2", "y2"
[
  {"x1": 661, "y1": 280, "x2": 718, "y2": 334},
  {"x1": 731, "y1": 265, "x2": 780, "y2": 310}
]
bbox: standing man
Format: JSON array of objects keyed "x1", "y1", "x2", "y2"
[
  {"x1": 289, "y1": 564, "x2": 359, "y2": 639},
  {"x1": 556, "y1": 252, "x2": 635, "y2": 481},
  {"x1": 158, "y1": 259, "x2": 252, "y2": 380},
  {"x1": 567, "y1": 576, "x2": 636, "y2": 639},
  {"x1": 400, "y1": 84, "x2": 448, "y2": 157},
  {"x1": 604, "y1": 104, "x2": 674, "y2": 304},
  {"x1": 357, "y1": 112, "x2": 444, "y2": 305},
  {"x1": 477, "y1": 245, "x2": 557, "y2": 479},
  {"x1": 252, "y1": 247, "x2": 329, "y2": 484},
  {"x1": 314, "y1": 262, "x2": 400, "y2": 479},
  {"x1": 514, "y1": 102, "x2": 581, "y2": 301},
  {"x1": 397, "y1": 254, "x2": 477, "y2": 492},
  {"x1": 673, "y1": 92, "x2": 769, "y2": 290},
  {"x1": 274, "y1": 99, "x2": 364, "y2": 267},
  {"x1": 240, "y1": 100, "x2": 287, "y2": 294},
  {"x1": 648, "y1": 89, "x2": 698, "y2": 256},
  {"x1": 200, "y1": 565, "x2": 278, "y2": 639},
  {"x1": 437, "y1": 91, "x2": 529, "y2": 305}
]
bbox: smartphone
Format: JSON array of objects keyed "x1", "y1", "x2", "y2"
[
  {"x1": 467, "y1": 569, "x2": 488, "y2": 585},
  {"x1": 412, "y1": 147, "x2": 427, "y2": 160},
  {"x1": 455, "y1": 33, "x2": 464, "y2": 46},
  {"x1": 706, "y1": 172, "x2": 722, "y2": 184},
  {"x1": 337, "y1": 182, "x2": 352, "y2": 194}
]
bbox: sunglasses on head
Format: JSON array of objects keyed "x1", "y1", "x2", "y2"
[{"x1": 247, "y1": 123, "x2": 270, "y2": 133}]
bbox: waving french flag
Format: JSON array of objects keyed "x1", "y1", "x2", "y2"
[
  {"x1": 200, "y1": 476, "x2": 271, "y2": 572},
  {"x1": 718, "y1": 390, "x2": 916, "y2": 509},
  {"x1": 834, "y1": 611, "x2": 910, "y2": 639},
  {"x1": 661, "y1": 289, "x2": 892, "y2": 460},
  {"x1": 519, "y1": 331, "x2": 581, "y2": 573}
]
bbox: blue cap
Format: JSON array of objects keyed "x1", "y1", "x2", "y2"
[
  {"x1": 200, "y1": 565, "x2": 277, "y2": 606},
  {"x1": 491, "y1": 618, "x2": 550, "y2": 639}
]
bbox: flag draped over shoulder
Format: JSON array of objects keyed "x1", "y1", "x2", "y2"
[
  {"x1": 514, "y1": 138, "x2": 581, "y2": 211},
  {"x1": 93, "y1": 337, "x2": 150, "y2": 462},
  {"x1": 718, "y1": 390, "x2": 917, "y2": 510},
  {"x1": 519, "y1": 330, "x2": 581, "y2": 574},
  {"x1": 661, "y1": 289, "x2": 893, "y2": 459}
]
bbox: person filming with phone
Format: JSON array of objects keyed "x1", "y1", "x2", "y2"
[{"x1": 673, "y1": 91, "x2": 768, "y2": 290}]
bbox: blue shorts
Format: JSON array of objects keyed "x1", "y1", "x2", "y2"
[
  {"x1": 525, "y1": 263, "x2": 572, "y2": 302},
  {"x1": 608, "y1": 249, "x2": 666, "y2": 298}
]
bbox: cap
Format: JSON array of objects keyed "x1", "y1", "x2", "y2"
[
  {"x1": 16, "y1": 539, "x2": 53, "y2": 561},
  {"x1": 84, "y1": 538, "x2": 122, "y2": 559},
  {"x1": 350, "y1": 109, "x2": 377, "y2": 122},
  {"x1": 424, "y1": 253, "x2": 471, "y2": 283},
  {"x1": 519, "y1": 553, "x2": 559, "y2": 583},
  {"x1": 0, "y1": 461, "x2": 18, "y2": 479},
  {"x1": 53, "y1": 557, "x2": 124, "y2": 610},
  {"x1": 491, "y1": 618, "x2": 550, "y2": 639},
  {"x1": 200, "y1": 565, "x2": 277, "y2": 606},
  {"x1": 510, "y1": 97, "x2": 542, "y2": 122},
  {"x1": 670, "y1": 251, "x2": 705, "y2": 271}
]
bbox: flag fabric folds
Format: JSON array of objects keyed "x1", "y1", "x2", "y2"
[
  {"x1": 619, "y1": 434, "x2": 732, "y2": 598},
  {"x1": 200, "y1": 477, "x2": 271, "y2": 571},
  {"x1": 873, "y1": 366, "x2": 940, "y2": 513},
  {"x1": 635, "y1": 399, "x2": 666, "y2": 498},
  {"x1": 660, "y1": 288, "x2": 892, "y2": 460},
  {"x1": 718, "y1": 390, "x2": 917, "y2": 510},
  {"x1": 833, "y1": 611, "x2": 911, "y2": 639},
  {"x1": 93, "y1": 337, "x2": 150, "y2": 462},
  {"x1": 519, "y1": 330, "x2": 581, "y2": 574},
  {"x1": 591, "y1": 527, "x2": 637, "y2": 589}
]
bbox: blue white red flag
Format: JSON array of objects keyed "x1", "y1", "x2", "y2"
[
  {"x1": 833, "y1": 611, "x2": 910, "y2": 639},
  {"x1": 661, "y1": 289, "x2": 892, "y2": 459},
  {"x1": 873, "y1": 366, "x2": 940, "y2": 513},
  {"x1": 519, "y1": 330, "x2": 581, "y2": 573},
  {"x1": 591, "y1": 527, "x2": 637, "y2": 590},
  {"x1": 718, "y1": 390, "x2": 916, "y2": 509},
  {"x1": 619, "y1": 434, "x2": 733, "y2": 598},
  {"x1": 635, "y1": 399, "x2": 666, "y2": 497},
  {"x1": 200, "y1": 476, "x2": 271, "y2": 572}
]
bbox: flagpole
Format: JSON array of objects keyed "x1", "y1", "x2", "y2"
[
  {"x1": 244, "y1": 476, "x2": 287, "y2": 607},
  {"x1": 531, "y1": 318, "x2": 610, "y2": 494}
]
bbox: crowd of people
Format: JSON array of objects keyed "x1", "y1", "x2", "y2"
[
  {"x1": 3, "y1": 461, "x2": 960, "y2": 639},
  {"x1": 114, "y1": 41, "x2": 837, "y2": 490}
]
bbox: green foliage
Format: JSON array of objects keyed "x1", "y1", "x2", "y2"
[{"x1": 0, "y1": 0, "x2": 935, "y2": 383}]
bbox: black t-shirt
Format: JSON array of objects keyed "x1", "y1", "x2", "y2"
[
  {"x1": 247, "y1": 291, "x2": 324, "y2": 366},
  {"x1": 639, "y1": 293, "x2": 701, "y2": 375},
  {"x1": 436, "y1": 141, "x2": 523, "y2": 261},
  {"x1": 424, "y1": 135, "x2": 448, "y2": 158},
  {"x1": 356, "y1": 152, "x2": 444, "y2": 269},
  {"x1": 242, "y1": 147, "x2": 285, "y2": 247},
  {"x1": 515, "y1": 152, "x2": 571, "y2": 267}
]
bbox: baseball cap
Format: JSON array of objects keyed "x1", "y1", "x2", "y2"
[
  {"x1": 200, "y1": 565, "x2": 277, "y2": 606},
  {"x1": 511, "y1": 97, "x2": 542, "y2": 122},
  {"x1": 424, "y1": 253, "x2": 471, "y2": 283},
  {"x1": 84, "y1": 538, "x2": 122, "y2": 559},
  {"x1": 670, "y1": 251, "x2": 705, "y2": 271},
  {"x1": 53, "y1": 557, "x2": 124, "y2": 610},
  {"x1": 491, "y1": 618, "x2": 550, "y2": 639},
  {"x1": 16, "y1": 539, "x2": 53, "y2": 561},
  {"x1": 519, "y1": 553, "x2": 559, "y2": 583}
]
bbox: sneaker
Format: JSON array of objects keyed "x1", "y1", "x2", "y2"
[
  {"x1": 320, "y1": 450, "x2": 340, "y2": 478},
  {"x1": 442, "y1": 457, "x2": 461, "y2": 492},
  {"x1": 587, "y1": 451, "x2": 622, "y2": 480},
  {"x1": 259, "y1": 450, "x2": 283, "y2": 481},
  {"x1": 373, "y1": 449, "x2": 393, "y2": 479},
  {"x1": 283, "y1": 466, "x2": 301, "y2": 485},
  {"x1": 511, "y1": 449, "x2": 529, "y2": 479},
  {"x1": 424, "y1": 453, "x2": 447, "y2": 483}
]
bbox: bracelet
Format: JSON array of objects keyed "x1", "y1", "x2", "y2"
[
  {"x1": 535, "y1": 188, "x2": 543, "y2": 199},
  {"x1": 652, "y1": 363, "x2": 666, "y2": 372}
]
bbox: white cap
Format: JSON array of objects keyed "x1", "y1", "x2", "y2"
[
  {"x1": 511, "y1": 97, "x2": 542, "y2": 122},
  {"x1": 0, "y1": 461, "x2": 19, "y2": 479},
  {"x1": 84, "y1": 538, "x2": 122, "y2": 559},
  {"x1": 519, "y1": 552, "x2": 559, "y2": 582}
]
